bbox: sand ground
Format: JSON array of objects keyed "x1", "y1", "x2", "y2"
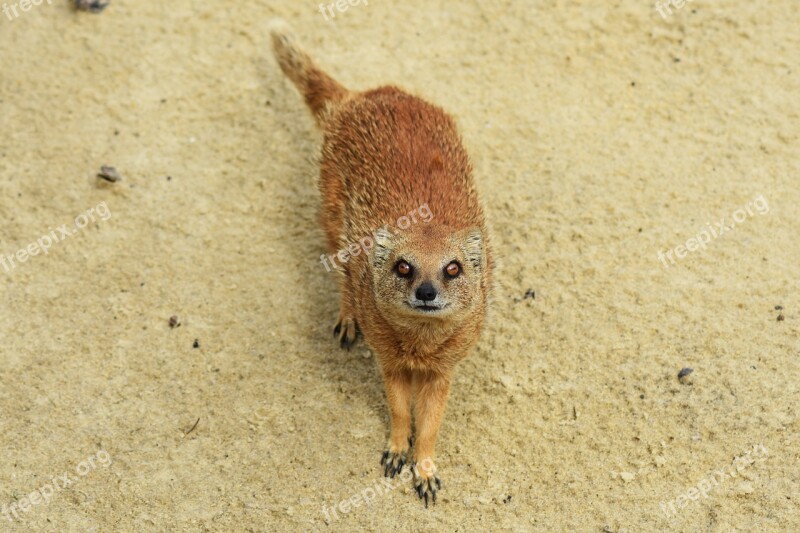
[{"x1": 0, "y1": 1, "x2": 798, "y2": 531}]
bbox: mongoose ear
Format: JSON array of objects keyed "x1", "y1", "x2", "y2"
[
  {"x1": 464, "y1": 228, "x2": 484, "y2": 270},
  {"x1": 372, "y1": 226, "x2": 394, "y2": 268}
]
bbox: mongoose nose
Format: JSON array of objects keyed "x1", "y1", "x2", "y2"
[{"x1": 416, "y1": 282, "x2": 438, "y2": 302}]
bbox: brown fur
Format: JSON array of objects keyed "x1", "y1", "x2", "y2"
[{"x1": 271, "y1": 21, "x2": 492, "y2": 505}]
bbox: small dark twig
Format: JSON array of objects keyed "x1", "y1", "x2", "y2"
[{"x1": 183, "y1": 418, "x2": 200, "y2": 438}]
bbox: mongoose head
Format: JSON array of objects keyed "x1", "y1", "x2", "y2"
[{"x1": 371, "y1": 224, "x2": 486, "y2": 322}]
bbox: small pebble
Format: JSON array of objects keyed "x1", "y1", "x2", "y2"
[
  {"x1": 75, "y1": 0, "x2": 109, "y2": 12},
  {"x1": 98, "y1": 165, "x2": 122, "y2": 182},
  {"x1": 777, "y1": 314, "x2": 785, "y2": 322},
  {"x1": 169, "y1": 315, "x2": 181, "y2": 328},
  {"x1": 678, "y1": 367, "x2": 694, "y2": 385},
  {"x1": 523, "y1": 289, "x2": 535, "y2": 300},
  {"x1": 192, "y1": 339, "x2": 200, "y2": 349},
  {"x1": 514, "y1": 288, "x2": 536, "y2": 303},
  {"x1": 775, "y1": 305, "x2": 783, "y2": 311}
]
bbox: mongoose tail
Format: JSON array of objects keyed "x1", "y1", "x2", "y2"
[{"x1": 269, "y1": 20, "x2": 349, "y2": 126}]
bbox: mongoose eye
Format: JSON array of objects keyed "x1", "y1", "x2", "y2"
[
  {"x1": 395, "y1": 261, "x2": 413, "y2": 278},
  {"x1": 444, "y1": 262, "x2": 461, "y2": 279}
]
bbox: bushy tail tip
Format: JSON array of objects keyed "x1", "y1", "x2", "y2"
[{"x1": 269, "y1": 19, "x2": 348, "y2": 126}]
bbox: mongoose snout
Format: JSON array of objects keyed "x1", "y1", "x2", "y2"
[{"x1": 415, "y1": 282, "x2": 438, "y2": 302}]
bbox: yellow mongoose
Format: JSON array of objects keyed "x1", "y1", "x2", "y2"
[{"x1": 271, "y1": 22, "x2": 492, "y2": 507}]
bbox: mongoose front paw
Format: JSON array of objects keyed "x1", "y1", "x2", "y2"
[
  {"x1": 413, "y1": 460, "x2": 442, "y2": 508},
  {"x1": 333, "y1": 317, "x2": 358, "y2": 349},
  {"x1": 380, "y1": 449, "x2": 408, "y2": 478}
]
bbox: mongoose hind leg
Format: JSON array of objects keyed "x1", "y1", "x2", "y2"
[
  {"x1": 332, "y1": 272, "x2": 359, "y2": 349},
  {"x1": 333, "y1": 315, "x2": 358, "y2": 350}
]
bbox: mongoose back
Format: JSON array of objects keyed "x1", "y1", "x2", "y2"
[{"x1": 271, "y1": 21, "x2": 492, "y2": 507}]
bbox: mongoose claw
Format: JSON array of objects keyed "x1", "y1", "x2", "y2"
[
  {"x1": 333, "y1": 317, "x2": 358, "y2": 350},
  {"x1": 380, "y1": 449, "x2": 408, "y2": 478},
  {"x1": 413, "y1": 475, "x2": 441, "y2": 508},
  {"x1": 412, "y1": 464, "x2": 442, "y2": 508}
]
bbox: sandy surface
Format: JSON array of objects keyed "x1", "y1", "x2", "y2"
[{"x1": 1, "y1": 1, "x2": 798, "y2": 531}]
